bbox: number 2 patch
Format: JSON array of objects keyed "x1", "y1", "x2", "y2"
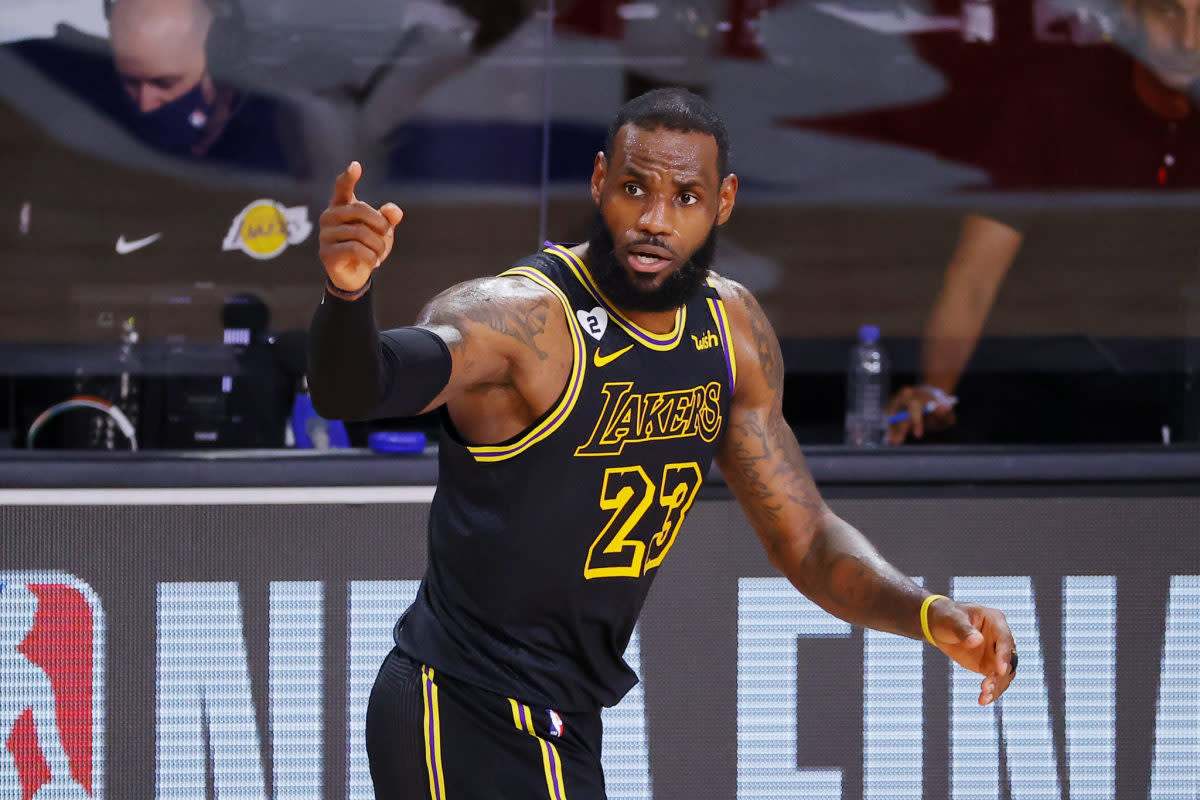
[{"x1": 577, "y1": 307, "x2": 608, "y2": 341}]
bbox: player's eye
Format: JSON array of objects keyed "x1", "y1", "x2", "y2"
[
  {"x1": 624, "y1": 183, "x2": 644, "y2": 197},
  {"x1": 680, "y1": 193, "x2": 698, "y2": 206}
]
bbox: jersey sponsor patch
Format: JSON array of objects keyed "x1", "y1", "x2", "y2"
[{"x1": 222, "y1": 199, "x2": 312, "y2": 260}]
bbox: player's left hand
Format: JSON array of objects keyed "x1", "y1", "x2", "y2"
[{"x1": 925, "y1": 598, "x2": 1016, "y2": 705}]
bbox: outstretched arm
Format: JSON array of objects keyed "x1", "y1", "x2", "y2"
[
  {"x1": 307, "y1": 161, "x2": 555, "y2": 421},
  {"x1": 712, "y1": 276, "x2": 1017, "y2": 705}
]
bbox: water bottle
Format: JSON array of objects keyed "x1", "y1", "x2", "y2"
[{"x1": 845, "y1": 324, "x2": 888, "y2": 447}]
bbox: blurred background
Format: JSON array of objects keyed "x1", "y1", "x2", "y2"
[
  {"x1": 3, "y1": 0, "x2": 1199, "y2": 450},
  {"x1": 4, "y1": 6, "x2": 1199, "y2": 799}
]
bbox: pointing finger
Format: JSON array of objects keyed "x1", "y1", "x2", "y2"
[{"x1": 331, "y1": 161, "x2": 362, "y2": 207}]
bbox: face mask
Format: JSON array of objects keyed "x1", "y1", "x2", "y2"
[{"x1": 123, "y1": 80, "x2": 213, "y2": 156}]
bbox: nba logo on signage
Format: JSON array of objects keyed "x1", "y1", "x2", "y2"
[{"x1": 1, "y1": 573, "x2": 104, "y2": 799}]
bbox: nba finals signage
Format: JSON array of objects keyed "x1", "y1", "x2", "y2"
[{"x1": 1, "y1": 494, "x2": 1197, "y2": 800}]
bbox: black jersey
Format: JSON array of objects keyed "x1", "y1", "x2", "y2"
[{"x1": 395, "y1": 244, "x2": 738, "y2": 711}]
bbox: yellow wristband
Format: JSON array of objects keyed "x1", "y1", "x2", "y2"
[{"x1": 920, "y1": 594, "x2": 950, "y2": 646}]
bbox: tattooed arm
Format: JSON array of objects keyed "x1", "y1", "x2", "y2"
[
  {"x1": 307, "y1": 274, "x2": 561, "y2": 421},
  {"x1": 414, "y1": 275, "x2": 567, "y2": 413},
  {"x1": 712, "y1": 276, "x2": 1017, "y2": 704}
]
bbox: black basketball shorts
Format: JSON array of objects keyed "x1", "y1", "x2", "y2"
[{"x1": 366, "y1": 647, "x2": 608, "y2": 799}]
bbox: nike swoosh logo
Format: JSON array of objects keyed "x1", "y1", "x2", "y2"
[
  {"x1": 115, "y1": 232, "x2": 163, "y2": 255},
  {"x1": 593, "y1": 344, "x2": 634, "y2": 368}
]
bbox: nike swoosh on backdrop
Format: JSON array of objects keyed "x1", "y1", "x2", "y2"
[
  {"x1": 593, "y1": 344, "x2": 634, "y2": 368},
  {"x1": 115, "y1": 233, "x2": 163, "y2": 254}
]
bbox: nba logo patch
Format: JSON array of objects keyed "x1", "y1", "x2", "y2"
[
  {"x1": 1, "y1": 572, "x2": 105, "y2": 799},
  {"x1": 547, "y1": 709, "x2": 565, "y2": 738}
]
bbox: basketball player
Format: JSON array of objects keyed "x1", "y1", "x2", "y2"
[{"x1": 308, "y1": 89, "x2": 1018, "y2": 799}]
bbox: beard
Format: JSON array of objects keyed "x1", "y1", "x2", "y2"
[{"x1": 586, "y1": 210, "x2": 718, "y2": 313}]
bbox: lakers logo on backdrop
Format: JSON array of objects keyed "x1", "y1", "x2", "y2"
[{"x1": 222, "y1": 199, "x2": 312, "y2": 260}]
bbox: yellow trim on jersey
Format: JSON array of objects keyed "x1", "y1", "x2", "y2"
[
  {"x1": 544, "y1": 244, "x2": 686, "y2": 352},
  {"x1": 421, "y1": 666, "x2": 447, "y2": 800},
  {"x1": 509, "y1": 698, "x2": 526, "y2": 732},
  {"x1": 464, "y1": 267, "x2": 587, "y2": 462},
  {"x1": 509, "y1": 701, "x2": 569, "y2": 800},
  {"x1": 705, "y1": 277, "x2": 738, "y2": 392}
]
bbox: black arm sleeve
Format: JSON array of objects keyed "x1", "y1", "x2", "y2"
[{"x1": 307, "y1": 286, "x2": 453, "y2": 421}]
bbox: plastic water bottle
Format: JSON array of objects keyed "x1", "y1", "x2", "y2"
[{"x1": 845, "y1": 324, "x2": 888, "y2": 447}]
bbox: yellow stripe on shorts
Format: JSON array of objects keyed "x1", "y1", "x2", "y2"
[{"x1": 509, "y1": 699, "x2": 569, "y2": 800}]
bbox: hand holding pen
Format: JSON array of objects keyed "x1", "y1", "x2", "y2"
[{"x1": 885, "y1": 385, "x2": 958, "y2": 444}]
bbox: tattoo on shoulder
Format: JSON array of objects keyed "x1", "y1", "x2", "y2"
[
  {"x1": 463, "y1": 295, "x2": 552, "y2": 361},
  {"x1": 746, "y1": 299, "x2": 784, "y2": 393},
  {"x1": 723, "y1": 279, "x2": 783, "y2": 393},
  {"x1": 420, "y1": 280, "x2": 554, "y2": 361}
]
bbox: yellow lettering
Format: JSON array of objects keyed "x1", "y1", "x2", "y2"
[
  {"x1": 575, "y1": 380, "x2": 725, "y2": 455},
  {"x1": 603, "y1": 400, "x2": 638, "y2": 446},
  {"x1": 669, "y1": 392, "x2": 695, "y2": 434},
  {"x1": 575, "y1": 382, "x2": 634, "y2": 456},
  {"x1": 246, "y1": 223, "x2": 279, "y2": 240},
  {"x1": 649, "y1": 393, "x2": 675, "y2": 437}
]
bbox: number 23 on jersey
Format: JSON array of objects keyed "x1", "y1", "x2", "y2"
[{"x1": 584, "y1": 462, "x2": 703, "y2": 579}]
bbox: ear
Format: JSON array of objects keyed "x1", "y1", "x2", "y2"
[
  {"x1": 590, "y1": 151, "x2": 607, "y2": 205},
  {"x1": 716, "y1": 173, "x2": 738, "y2": 226}
]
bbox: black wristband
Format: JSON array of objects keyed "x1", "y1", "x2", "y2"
[{"x1": 324, "y1": 278, "x2": 372, "y2": 303}]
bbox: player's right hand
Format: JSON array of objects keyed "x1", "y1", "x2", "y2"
[
  {"x1": 319, "y1": 161, "x2": 404, "y2": 293},
  {"x1": 885, "y1": 384, "x2": 956, "y2": 444}
]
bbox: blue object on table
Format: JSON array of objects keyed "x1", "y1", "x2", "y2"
[
  {"x1": 291, "y1": 392, "x2": 350, "y2": 448},
  {"x1": 886, "y1": 398, "x2": 959, "y2": 426},
  {"x1": 368, "y1": 431, "x2": 427, "y2": 454}
]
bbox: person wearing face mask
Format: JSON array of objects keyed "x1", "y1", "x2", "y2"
[
  {"x1": 886, "y1": 0, "x2": 1200, "y2": 445},
  {"x1": 104, "y1": 0, "x2": 299, "y2": 170},
  {"x1": 107, "y1": 0, "x2": 228, "y2": 158},
  {"x1": 3, "y1": 0, "x2": 299, "y2": 173}
]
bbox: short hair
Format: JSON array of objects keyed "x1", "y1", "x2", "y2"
[{"x1": 605, "y1": 88, "x2": 732, "y2": 178}]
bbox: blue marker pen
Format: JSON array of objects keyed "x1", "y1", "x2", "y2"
[{"x1": 886, "y1": 397, "x2": 958, "y2": 426}]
